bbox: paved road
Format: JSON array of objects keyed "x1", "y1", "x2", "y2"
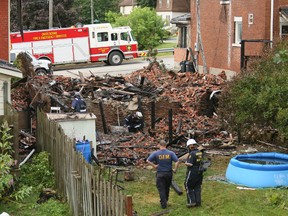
[{"x1": 53, "y1": 56, "x2": 175, "y2": 78}]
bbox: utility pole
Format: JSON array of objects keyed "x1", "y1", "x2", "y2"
[
  {"x1": 91, "y1": 0, "x2": 94, "y2": 24},
  {"x1": 49, "y1": 0, "x2": 53, "y2": 28}
]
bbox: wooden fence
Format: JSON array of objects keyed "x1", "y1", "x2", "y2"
[
  {"x1": 0, "y1": 102, "x2": 19, "y2": 175},
  {"x1": 36, "y1": 109, "x2": 133, "y2": 216}
]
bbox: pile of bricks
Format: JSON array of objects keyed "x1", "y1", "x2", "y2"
[{"x1": 11, "y1": 61, "x2": 234, "y2": 166}]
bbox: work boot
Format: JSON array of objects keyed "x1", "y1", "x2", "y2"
[
  {"x1": 161, "y1": 204, "x2": 167, "y2": 209},
  {"x1": 186, "y1": 203, "x2": 196, "y2": 208}
]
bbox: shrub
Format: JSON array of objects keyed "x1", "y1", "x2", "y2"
[
  {"x1": 218, "y1": 40, "x2": 288, "y2": 144},
  {"x1": 0, "y1": 121, "x2": 14, "y2": 200},
  {"x1": 19, "y1": 152, "x2": 55, "y2": 190}
]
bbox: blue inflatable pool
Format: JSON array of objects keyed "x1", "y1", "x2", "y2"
[{"x1": 225, "y1": 152, "x2": 288, "y2": 188}]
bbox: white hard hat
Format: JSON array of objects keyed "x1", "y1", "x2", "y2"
[
  {"x1": 136, "y1": 111, "x2": 143, "y2": 118},
  {"x1": 186, "y1": 139, "x2": 198, "y2": 147}
]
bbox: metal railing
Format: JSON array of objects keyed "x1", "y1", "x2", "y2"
[{"x1": 138, "y1": 48, "x2": 174, "y2": 56}]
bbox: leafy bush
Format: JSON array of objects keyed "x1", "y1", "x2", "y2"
[
  {"x1": 19, "y1": 152, "x2": 55, "y2": 190},
  {"x1": 218, "y1": 40, "x2": 288, "y2": 144},
  {"x1": 0, "y1": 121, "x2": 14, "y2": 200}
]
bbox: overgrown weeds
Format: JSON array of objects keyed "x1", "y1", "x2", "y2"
[{"x1": 0, "y1": 151, "x2": 70, "y2": 216}]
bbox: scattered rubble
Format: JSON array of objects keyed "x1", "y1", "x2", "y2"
[{"x1": 12, "y1": 59, "x2": 238, "y2": 166}]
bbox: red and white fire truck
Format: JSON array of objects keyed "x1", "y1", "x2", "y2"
[{"x1": 10, "y1": 23, "x2": 138, "y2": 67}]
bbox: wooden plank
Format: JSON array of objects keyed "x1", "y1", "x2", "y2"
[
  {"x1": 103, "y1": 180, "x2": 107, "y2": 216},
  {"x1": 108, "y1": 180, "x2": 112, "y2": 216},
  {"x1": 125, "y1": 195, "x2": 133, "y2": 216},
  {"x1": 115, "y1": 187, "x2": 119, "y2": 216},
  {"x1": 111, "y1": 182, "x2": 115, "y2": 216},
  {"x1": 100, "y1": 179, "x2": 103, "y2": 216}
]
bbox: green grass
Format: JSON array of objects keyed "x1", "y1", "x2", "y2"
[
  {"x1": 154, "y1": 39, "x2": 177, "y2": 57},
  {"x1": 2, "y1": 153, "x2": 287, "y2": 216},
  {"x1": 0, "y1": 191, "x2": 71, "y2": 216},
  {"x1": 120, "y1": 155, "x2": 288, "y2": 216},
  {"x1": 156, "y1": 42, "x2": 177, "y2": 49}
]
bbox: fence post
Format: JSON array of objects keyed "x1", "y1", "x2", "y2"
[{"x1": 125, "y1": 195, "x2": 133, "y2": 216}]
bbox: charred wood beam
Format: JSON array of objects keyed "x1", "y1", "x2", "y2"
[
  {"x1": 11, "y1": 77, "x2": 28, "y2": 89},
  {"x1": 153, "y1": 117, "x2": 162, "y2": 124},
  {"x1": 151, "y1": 101, "x2": 155, "y2": 129},
  {"x1": 137, "y1": 96, "x2": 143, "y2": 113},
  {"x1": 124, "y1": 86, "x2": 154, "y2": 96},
  {"x1": 20, "y1": 130, "x2": 35, "y2": 139},
  {"x1": 166, "y1": 135, "x2": 185, "y2": 147},
  {"x1": 257, "y1": 140, "x2": 288, "y2": 151},
  {"x1": 139, "y1": 76, "x2": 145, "y2": 87},
  {"x1": 168, "y1": 109, "x2": 173, "y2": 143},
  {"x1": 176, "y1": 150, "x2": 189, "y2": 158},
  {"x1": 99, "y1": 101, "x2": 108, "y2": 134},
  {"x1": 176, "y1": 119, "x2": 182, "y2": 134},
  {"x1": 49, "y1": 95, "x2": 69, "y2": 111}
]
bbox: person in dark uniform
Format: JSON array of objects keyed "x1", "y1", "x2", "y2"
[
  {"x1": 71, "y1": 95, "x2": 87, "y2": 113},
  {"x1": 146, "y1": 140, "x2": 179, "y2": 209},
  {"x1": 184, "y1": 139, "x2": 204, "y2": 208},
  {"x1": 124, "y1": 111, "x2": 144, "y2": 132}
]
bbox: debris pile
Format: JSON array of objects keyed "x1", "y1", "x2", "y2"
[{"x1": 11, "y1": 60, "x2": 235, "y2": 166}]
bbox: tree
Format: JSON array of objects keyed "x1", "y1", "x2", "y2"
[
  {"x1": 10, "y1": 0, "x2": 79, "y2": 31},
  {"x1": 74, "y1": 0, "x2": 121, "y2": 24},
  {"x1": 106, "y1": 7, "x2": 167, "y2": 50},
  {"x1": 137, "y1": 0, "x2": 157, "y2": 8}
]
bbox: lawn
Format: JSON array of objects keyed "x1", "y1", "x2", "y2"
[
  {"x1": 153, "y1": 38, "x2": 177, "y2": 57},
  {"x1": 0, "y1": 192, "x2": 71, "y2": 216},
  {"x1": 1, "y1": 152, "x2": 287, "y2": 216},
  {"x1": 120, "y1": 154, "x2": 288, "y2": 216}
]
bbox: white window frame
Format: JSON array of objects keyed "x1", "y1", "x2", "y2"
[
  {"x1": 233, "y1": 17, "x2": 242, "y2": 47},
  {"x1": 280, "y1": 17, "x2": 288, "y2": 38},
  {"x1": 220, "y1": 0, "x2": 230, "y2": 5},
  {"x1": 281, "y1": 23, "x2": 288, "y2": 38},
  {"x1": 167, "y1": 0, "x2": 170, "y2": 8},
  {"x1": 159, "y1": 0, "x2": 162, "y2": 8}
]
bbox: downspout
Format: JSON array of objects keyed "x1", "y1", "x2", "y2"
[{"x1": 270, "y1": 0, "x2": 274, "y2": 48}]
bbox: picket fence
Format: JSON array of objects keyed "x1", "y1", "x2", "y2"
[{"x1": 36, "y1": 109, "x2": 133, "y2": 216}]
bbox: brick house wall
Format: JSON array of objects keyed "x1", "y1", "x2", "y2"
[
  {"x1": 172, "y1": 0, "x2": 190, "y2": 12},
  {"x1": 0, "y1": 0, "x2": 9, "y2": 61},
  {"x1": 180, "y1": 0, "x2": 287, "y2": 77},
  {"x1": 156, "y1": 0, "x2": 190, "y2": 28},
  {"x1": 156, "y1": 0, "x2": 190, "y2": 12}
]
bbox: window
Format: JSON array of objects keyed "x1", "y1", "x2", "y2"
[
  {"x1": 159, "y1": 0, "x2": 162, "y2": 8},
  {"x1": 165, "y1": 15, "x2": 170, "y2": 26},
  {"x1": 167, "y1": 0, "x2": 170, "y2": 8},
  {"x1": 97, "y1": 32, "x2": 108, "y2": 42},
  {"x1": 120, "y1": 32, "x2": 130, "y2": 41},
  {"x1": 180, "y1": 27, "x2": 187, "y2": 48},
  {"x1": 111, "y1": 33, "x2": 118, "y2": 41},
  {"x1": 281, "y1": 24, "x2": 288, "y2": 38},
  {"x1": 220, "y1": 0, "x2": 230, "y2": 4},
  {"x1": 234, "y1": 17, "x2": 242, "y2": 45}
]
